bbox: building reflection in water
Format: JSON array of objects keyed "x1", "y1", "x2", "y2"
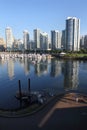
[
  {"x1": 7, "y1": 59, "x2": 14, "y2": 79},
  {"x1": 35, "y1": 59, "x2": 48, "y2": 77},
  {"x1": 62, "y1": 60, "x2": 79, "y2": 90},
  {"x1": 24, "y1": 58, "x2": 30, "y2": 75},
  {"x1": 19, "y1": 58, "x2": 30, "y2": 75},
  {"x1": 50, "y1": 58, "x2": 61, "y2": 77},
  {"x1": 6, "y1": 57, "x2": 79, "y2": 91},
  {"x1": 7, "y1": 57, "x2": 30, "y2": 79},
  {"x1": 0, "y1": 59, "x2": 6, "y2": 66},
  {"x1": 80, "y1": 61, "x2": 87, "y2": 70}
]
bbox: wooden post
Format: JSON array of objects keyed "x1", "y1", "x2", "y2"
[
  {"x1": 18, "y1": 80, "x2": 22, "y2": 99},
  {"x1": 28, "y1": 78, "x2": 31, "y2": 102},
  {"x1": 28, "y1": 78, "x2": 30, "y2": 94}
]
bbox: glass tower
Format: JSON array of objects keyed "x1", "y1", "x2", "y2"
[
  {"x1": 51, "y1": 30, "x2": 61, "y2": 50},
  {"x1": 66, "y1": 17, "x2": 80, "y2": 51},
  {"x1": 34, "y1": 29, "x2": 40, "y2": 50},
  {"x1": 5, "y1": 27, "x2": 14, "y2": 50},
  {"x1": 23, "y1": 30, "x2": 29, "y2": 50}
]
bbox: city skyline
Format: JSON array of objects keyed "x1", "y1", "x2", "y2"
[
  {"x1": 0, "y1": 0, "x2": 87, "y2": 39},
  {"x1": 1, "y1": 16, "x2": 82, "y2": 51}
]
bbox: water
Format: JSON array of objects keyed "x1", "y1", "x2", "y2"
[{"x1": 0, "y1": 57, "x2": 87, "y2": 109}]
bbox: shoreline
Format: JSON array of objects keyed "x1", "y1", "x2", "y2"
[
  {"x1": 0, "y1": 90, "x2": 87, "y2": 117},
  {"x1": 52, "y1": 53, "x2": 87, "y2": 60}
]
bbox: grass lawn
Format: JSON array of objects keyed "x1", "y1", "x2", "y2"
[{"x1": 65, "y1": 53, "x2": 87, "y2": 58}]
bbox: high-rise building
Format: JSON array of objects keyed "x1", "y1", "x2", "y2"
[
  {"x1": 23, "y1": 30, "x2": 29, "y2": 50},
  {"x1": 48, "y1": 37, "x2": 51, "y2": 50},
  {"x1": 61, "y1": 30, "x2": 66, "y2": 50},
  {"x1": 66, "y1": 17, "x2": 80, "y2": 51},
  {"x1": 17, "y1": 39, "x2": 24, "y2": 51},
  {"x1": 84, "y1": 35, "x2": 87, "y2": 49},
  {"x1": 13, "y1": 39, "x2": 18, "y2": 50},
  {"x1": 40, "y1": 32, "x2": 49, "y2": 50},
  {"x1": 29, "y1": 40, "x2": 35, "y2": 50},
  {"x1": 34, "y1": 29, "x2": 40, "y2": 50},
  {"x1": 0, "y1": 38, "x2": 6, "y2": 51},
  {"x1": 51, "y1": 30, "x2": 61, "y2": 50},
  {"x1": 80, "y1": 36, "x2": 84, "y2": 49},
  {"x1": 5, "y1": 27, "x2": 14, "y2": 50}
]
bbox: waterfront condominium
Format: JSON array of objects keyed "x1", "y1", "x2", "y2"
[
  {"x1": 34, "y1": 29, "x2": 40, "y2": 50},
  {"x1": 5, "y1": 27, "x2": 14, "y2": 50},
  {"x1": 51, "y1": 30, "x2": 61, "y2": 50},
  {"x1": 66, "y1": 17, "x2": 80, "y2": 51},
  {"x1": 40, "y1": 32, "x2": 49, "y2": 50},
  {"x1": 61, "y1": 30, "x2": 66, "y2": 50},
  {"x1": 23, "y1": 30, "x2": 29, "y2": 50}
]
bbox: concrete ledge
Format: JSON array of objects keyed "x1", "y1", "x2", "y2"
[
  {"x1": 1, "y1": 90, "x2": 87, "y2": 118},
  {"x1": 0, "y1": 92, "x2": 65, "y2": 118}
]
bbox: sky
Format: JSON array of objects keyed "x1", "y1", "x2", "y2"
[{"x1": 0, "y1": 0, "x2": 87, "y2": 40}]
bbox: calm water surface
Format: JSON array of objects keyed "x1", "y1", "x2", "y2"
[{"x1": 0, "y1": 58, "x2": 87, "y2": 109}]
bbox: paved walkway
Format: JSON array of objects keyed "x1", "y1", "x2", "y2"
[{"x1": 0, "y1": 92, "x2": 87, "y2": 130}]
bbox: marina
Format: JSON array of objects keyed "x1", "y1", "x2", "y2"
[{"x1": 0, "y1": 52, "x2": 52, "y2": 60}]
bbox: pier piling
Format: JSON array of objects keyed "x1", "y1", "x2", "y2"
[
  {"x1": 28, "y1": 78, "x2": 31, "y2": 101},
  {"x1": 28, "y1": 78, "x2": 31, "y2": 94},
  {"x1": 18, "y1": 80, "x2": 22, "y2": 99}
]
